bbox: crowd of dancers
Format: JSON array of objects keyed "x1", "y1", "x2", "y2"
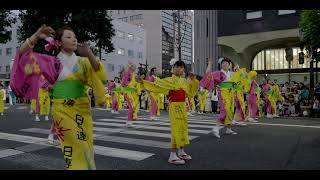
[{"x1": 8, "y1": 24, "x2": 283, "y2": 169}]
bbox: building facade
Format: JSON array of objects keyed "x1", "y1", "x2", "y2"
[
  {"x1": 109, "y1": 10, "x2": 193, "y2": 75},
  {"x1": 193, "y1": 10, "x2": 219, "y2": 75},
  {"x1": 217, "y1": 10, "x2": 319, "y2": 84},
  {"x1": 0, "y1": 19, "x2": 145, "y2": 83},
  {"x1": 0, "y1": 20, "x2": 20, "y2": 85},
  {"x1": 101, "y1": 20, "x2": 146, "y2": 80}
]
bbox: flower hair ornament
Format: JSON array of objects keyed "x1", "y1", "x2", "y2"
[
  {"x1": 44, "y1": 37, "x2": 59, "y2": 52},
  {"x1": 169, "y1": 58, "x2": 178, "y2": 66}
]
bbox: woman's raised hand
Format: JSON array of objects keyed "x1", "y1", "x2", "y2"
[{"x1": 34, "y1": 25, "x2": 55, "y2": 41}]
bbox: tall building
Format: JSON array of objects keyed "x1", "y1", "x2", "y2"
[
  {"x1": 0, "y1": 19, "x2": 145, "y2": 84},
  {"x1": 101, "y1": 20, "x2": 146, "y2": 80},
  {"x1": 109, "y1": 10, "x2": 193, "y2": 75},
  {"x1": 217, "y1": 10, "x2": 319, "y2": 84},
  {"x1": 194, "y1": 10, "x2": 219, "y2": 76},
  {"x1": 0, "y1": 20, "x2": 20, "y2": 86}
]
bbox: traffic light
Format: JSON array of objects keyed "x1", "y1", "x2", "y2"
[
  {"x1": 299, "y1": 52, "x2": 304, "y2": 64},
  {"x1": 285, "y1": 48, "x2": 293, "y2": 61}
]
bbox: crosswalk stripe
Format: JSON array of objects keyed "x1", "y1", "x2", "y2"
[
  {"x1": 95, "y1": 119, "x2": 163, "y2": 125},
  {"x1": 92, "y1": 121, "x2": 210, "y2": 134},
  {"x1": 95, "y1": 135, "x2": 169, "y2": 149},
  {"x1": 0, "y1": 132, "x2": 154, "y2": 161},
  {"x1": 96, "y1": 118, "x2": 216, "y2": 125},
  {"x1": 116, "y1": 116, "x2": 216, "y2": 123},
  {"x1": 160, "y1": 122, "x2": 212, "y2": 129},
  {"x1": 20, "y1": 128, "x2": 102, "y2": 138},
  {"x1": 16, "y1": 106, "x2": 28, "y2": 110},
  {"x1": 20, "y1": 127, "x2": 198, "y2": 141},
  {"x1": 99, "y1": 117, "x2": 216, "y2": 126},
  {"x1": 0, "y1": 149, "x2": 25, "y2": 158},
  {"x1": 120, "y1": 130, "x2": 198, "y2": 140},
  {"x1": 94, "y1": 146, "x2": 154, "y2": 161}
]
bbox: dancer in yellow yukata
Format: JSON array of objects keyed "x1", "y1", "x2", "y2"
[
  {"x1": 232, "y1": 65, "x2": 248, "y2": 126},
  {"x1": 38, "y1": 85, "x2": 50, "y2": 121},
  {"x1": 186, "y1": 71, "x2": 199, "y2": 116},
  {"x1": 122, "y1": 63, "x2": 141, "y2": 127},
  {"x1": 197, "y1": 87, "x2": 207, "y2": 115},
  {"x1": 142, "y1": 59, "x2": 192, "y2": 165},
  {"x1": 108, "y1": 77, "x2": 122, "y2": 114},
  {"x1": 200, "y1": 58, "x2": 238, "y2": 138},
  {"x1": 271, "y1": 80, "x2": 282, "y2": 117},
  {"x1": 247, "y1": 71, "x2": 260, "y2": 122},
  {"x1": 105, "y1": 88, "x2": 112, "y2": 110},
  {"x1": 11, "y1": 25, "x2": 106, "y2": 170},
  {"x1": 146, "y1": 67, "x2": 160, "y2": 120}
]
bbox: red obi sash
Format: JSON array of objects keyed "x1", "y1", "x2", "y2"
[{"x1": 168, "y1": 89, "x2": 186, "y2": 102}]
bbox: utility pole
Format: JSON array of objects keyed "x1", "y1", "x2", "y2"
[
  {"x1": 177, "y1": 10, "x2": 181, "y2": 62},
  {"x1": 173, "y1": 10, "x2": 182, "y2": 62},
  {"x1": 310, "y1": 47, "x2": 315, "y2": 101}
]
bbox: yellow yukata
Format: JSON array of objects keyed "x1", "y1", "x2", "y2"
[
  {"x1": 50, "y1": 54, "x2": 106, "y2": 170},
  {"x1": 158, "y1": 93, "x2": 165, "y2": 110},
  {"x1": 39, "y1": 88, "x2": 51, "y2": 116},
  {"x1": 232, "y1": 68, "x2": 247, "y2": 121},
  {"x1": 0, "y1": 90, "x2": 4, "y2": 113},
  {"x1": 198, "y1": 88, "x2": 207, "y2": 112},
  {"x1": 105, "y1": 93, "x2": 112, "y2": 109},
  {"x1": 123, "y1": 72, "x2": 141, "y2": 120},
  {"x1": 31, "y1": 99, "x2": 37, "y2": 112},
  {"x1": 118, "y1": 93, "x2": 124, "y2": 110},
  {"x1": 143, "y1": 75, "x2": 192, "y2": 149},
  {"x1": 187, "y1": 78, "x2": 199, "y2": 112}
]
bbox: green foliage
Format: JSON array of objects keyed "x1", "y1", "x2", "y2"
[
  {"x1": 299, "y1": 10, "x2": 320, "y2": 61},
  {"x1": 18, "y1": 10, "x2": 115, "y2": 54},
  {"x1": 0, "y1": 10, "x2": 16, "y2": 43}
]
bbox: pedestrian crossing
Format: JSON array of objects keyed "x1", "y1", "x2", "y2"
[{"x1": 0, "y1": 114, "x2": 216, "y2": 167}]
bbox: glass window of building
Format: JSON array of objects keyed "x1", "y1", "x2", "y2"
[
  {"x1": 117, "y1": 48, "x2": 125, "y2": 55},
  {"x1": 128, "y1": 50, "x2": 134, "y2": 58},
  {"x1": 118, "y1": 17, "x2": 128, "y2": 22},
  {"x1": 0, "y1": 66, "x2": 2, "y2": 72},
  {"x1": 118, "y1": 65, "x2": 122, "y2": 72},
  {"x1": 137, "y1": 52, "x2": 143, "y2": 59},
  {"x1": 0, "y1": 49, "x2": 2, "y2": 55},
  {"x1": 137, "y1": 36, "x2": 143, "y2": 44},
  {"x1": 117, "y1": 31, "x2": 125, "y2": 38},
  {"x1": 107, "y1": 64, "x2": 114, "y2": 72},
  {"x1": 130, "y1": 14, "x2": 143, "y2": 21},
  {"x1": 6, "y1": 48, "x2": 12, "y2": 55},
  {"x1": 278, "y1": 10, "x2": 296, "y2": 15},
  {"x1": 6, "y1": 65, "x2": 10, "y2": 72},
  {"x1": 128, "y1": 34, "x2": 134, "y2": 41},
  {"x1": 246, "y1": 11, "x2": 262, "y2": 20},
  {"x1": 252, "y1": 47, "x2": 311, "y2": 71}
]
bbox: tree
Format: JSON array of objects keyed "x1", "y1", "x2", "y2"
[
  {"x1": 299, "y1": 10, "x2": 320, "y2": 100},
  {"x1": 0, "y1": 10, "x2": 16, "y2": 43},
  {"x1": 18, "y1": 10, "x2": 115, "y2": 55}
]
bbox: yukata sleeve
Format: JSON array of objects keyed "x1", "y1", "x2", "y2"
[
  {"x1": 142, "y1": 77, "x2": 176, "y2": 95},
  {"x1": 10, "y1": 49, "x2": 62, "y2": 100},
  {"x1": 188, "y1": 79, "x2": 199, "y2": 98},
  {"x1": 199, "y1": 71, "x2": 223, "y2": 91},
  {"x1": 81, "y1": 58, "x2": 107, "y2": 107}
]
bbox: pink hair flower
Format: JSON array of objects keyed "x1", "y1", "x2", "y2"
[{"x1": 45, "y1": 37, "x2": 58, "y2": 52}]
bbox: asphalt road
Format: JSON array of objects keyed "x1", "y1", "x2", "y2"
[{"x1": 0, "y1": 104, "x2": 319, "y2": 170}]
